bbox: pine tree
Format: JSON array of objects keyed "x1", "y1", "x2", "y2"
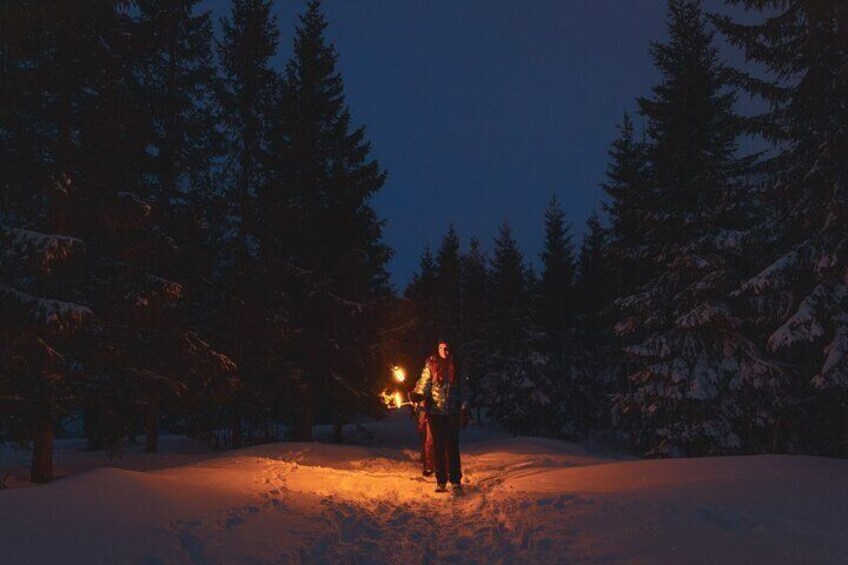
[
  {"x1": 613, "y1": 0, "x2": 770, "y2": 456},
  {"x1": 405, "y1": 245, "x2": 437, "y2": 360},
  {"x1": 538, "y1": 195, "x2": 589, "y2": 435},
  {"x1": 601, "y1": 113, "x2": 651, "y2": 298},
  {"x1": 433, "y1": 224, "x2": 462, "y2": 341},
  {"x1": 484, "y1": 222, "x2": 547, "y2": 434},
  {"x1": 571, "y1": 212, "x2": 615, "y2": 433},
  {"x1": 715, "y1": 0, "x2": 848, "y2": 455},
  {"x1": 212, "y1": 0, "x2": 281, "y2": 447},
  {"x1": 268, "y1": 0, "x2": 391, "y2": 440},
  {"x1": 0, "y1": 225, "x2": 92, "y2": 482},
  {"x1": 539, "y1": 195, "x2": 576, "y2": 362},
  {"x1": 218, "y1": 0, "x2": 278, "y2": 216},
  {"x1": 127, "y1": 0, "x2": 227, "y2": 452},
  {"x1": 577, "y1": 212, "x2": 611, "y2": 331},
  {"x1": 0, "y1": 1, "x2": 51, "y2": 218},
  {"x1": 136, "y1": 0, "x2": 219, "y2": 204},
  {"x1": 458, "y1": 237, "x2": 488, "y2": 419},
  {"x1": 598, "y1": 115, "x2": 653, "y2": 438},
  {"x1": 3, "y1": 3, "x2": 152, "y2": 464}
]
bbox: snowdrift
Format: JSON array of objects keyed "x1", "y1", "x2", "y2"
[{"x1": 1, "y1": 416, "x2": 846, "y2": 564}]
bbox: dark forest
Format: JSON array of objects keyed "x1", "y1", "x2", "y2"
[{"x1": 2, "y1": 0, "x2": 846, "y2": 488}]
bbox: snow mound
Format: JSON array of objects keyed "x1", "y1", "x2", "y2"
[{"x1": 1, "y1": 418, "x2": 847, "y2": 564}]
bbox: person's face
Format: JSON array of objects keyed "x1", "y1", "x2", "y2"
[{"x1": 438, "y1": 342, "x2": 449, "y2": 359}]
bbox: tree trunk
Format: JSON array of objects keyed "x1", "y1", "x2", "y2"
[
  {"x1": 84, "y1": 404, "x2": 103, "y2": 451},
  {"x1": 843, "y1": 403, "x2": 848, "y2": 458},
  {"x1": 31, "y1": 411, "x2": 54, "y2": 483},
  {"x1": 145, "y1": 407, "x2": 159, "y2": 453},
  {"x1": 231, "y1": 406, "x2": 243, "y2": 449},
  {"x1": 771, "y1": 417, "x2": 783, "y2": 454},
  {"x1": 291, "y1": 383, "x2": 314, "y2": 442},
  {"x1": 333, "y1": 415, "x2": 344, "y2": 444}
]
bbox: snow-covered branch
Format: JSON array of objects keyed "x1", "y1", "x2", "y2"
[
  {"x1": 0, "y1": 225, "x2": 84, "y2": 272},
  {"x1": 0, "y1": 283, "x2": 92, "y2": 331}
]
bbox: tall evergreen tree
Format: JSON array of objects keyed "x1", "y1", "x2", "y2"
[
  {"x1": 405, "y1": 245, "x2": 437, "y2": 360},
  {"x1": 269, "y1": 0, "x2": 391, "y2": 440},
  {"x1": 459, "y1": 237, "x2": 489, "y2": 421},
  {"x1": 433, "y1": 224, "x2": 462, "y2": 340},
  {"x1": 715, "y1": 0, "x2": 848, "y2": 455},
  {"x1": 0, "y1": 1, "x2": 51, "y2": 219},
  {"x1": 538, "y1": 195, "x2": 592, "y2": 435},
  {"x1": 483, "y1": 222, "x2": 547, "y2": 433},
  {"x1": 213, "y1": 0, "x2": 281, "y2": 447},
  {"x1": 598, "y1": 115, "x2": 652, "y2": 437},
  {"x1": 577, "y1": 212, "x2": 611, "y2": 330},
  {"x1": 601, "y1": 113, "x2": 651, "y2": 299},
  {"x1": 218, "y1": 0, "x2": 278, "y2": 218},
  {"x1": 129, "y1": 0, "x2": 226, "y2": 452},
  {"x1": 614, "y1": 0, "x2": 770, "y2": 456},
  {"x1": 136, "y1": 0, "x2": 219, "y2": 204},
  {"x1": 572, "y1": 212, "x2": 616, "y2": 432},
  {"x1": 539, "y1": 194, "x2": 576, "y2": 361},
  {"x1": 0, "y1": 224, "x2": 92, "y2": 482}
]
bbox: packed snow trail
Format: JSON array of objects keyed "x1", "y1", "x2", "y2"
[{"x1": 2, "y1": 417, "x2": 848, "y2": 564}]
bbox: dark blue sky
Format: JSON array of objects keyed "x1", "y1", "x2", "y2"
[{"x1": 205, "y1": 0, "x2": 754, "y2": 288}]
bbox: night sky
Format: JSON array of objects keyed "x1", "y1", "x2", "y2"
[{"x1": 204, "y1": 0, "x2": 754, "y2": 288}]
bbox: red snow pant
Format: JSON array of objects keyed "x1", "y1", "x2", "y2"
[
  {"x1": 417, "y1": 410, "x2": 435, "y2": 473},
  {"x1": 427, "y1": 413, "x2": 461, "y2": 485}
]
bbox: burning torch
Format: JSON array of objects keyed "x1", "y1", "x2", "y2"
[{"x1": 380, "y1": 364, "x2": 414, "y2": 409}]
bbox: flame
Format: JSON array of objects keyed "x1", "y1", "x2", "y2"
[
  {"x1": 391, "y1": 365, "x2": 406, "y2": 383},
  {"x1": 379, "y1": 388, "x2": 409, "y2": 409},
  {"x1": 379, "y1": 389, "x2": 394, "y2": 409}
]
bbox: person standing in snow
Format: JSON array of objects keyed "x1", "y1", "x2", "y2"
[
  {"x1": 411, "y1": 338, "x2": 471, "y2": 493},
  {"x1": 412, "y1": 392, "x2": 435, "y2": 477}
]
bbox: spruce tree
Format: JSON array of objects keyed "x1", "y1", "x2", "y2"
[
  {"x1": 577, "y1": 212, "x2": 611, "y2": 332},
  {"x1": 459, "y1": 237, "x2": 489, "y2": 420},
  {"x1": 538, "y1": 195, "x2": 588, "y2": 435},
  {"x1": 136, "y1": 0, "x2": 219, "y2": 204},
  {"x1": 433, "y1": 224, "x2": 462, "y2": 341},
  {"x1": 539, "y1": 194, "x2": 576, "y2": 362},
  {"x1": 614, "y1": 0, "x2": 770, "y2": 456},
  {"x1": 218, "y1": 0, "x2": 278, "y2": 214},
  {"x1": 129, "y1": 0, "x2": 227, "y2": 451},
  {"x1": 599, "y1": 115, "x2": 652, "y2": 437},
  {"x1": 213, "y1": 0, "x2": 281, "y2": 447},
  {"x1": 601, "y1": 113, "x2": 651, "y2": 299},
  {"x1": 571, "y1": 212, "x2": 615, "y2": 432},
  {"x1": 0, "y1": 1, "x2": 51, "y2": 217},
  {"x1": 268, "y1": 0, "x2": 391, "y2": 440},
  {"x1": 405, "y1": 245, "x2": 438, "y2": 360},
  {"x1": 484, "y1": 222, "x2": 547, "y2": 434},
  {"x1": 715, "y1": 0, "x2": 848, "y2": 454},
  {"x1": 75, "y1": 3, "x2": 233, "y2": 454},
  {"x1": 0, "y1": 225, "x2": 91, "y2": 482}
]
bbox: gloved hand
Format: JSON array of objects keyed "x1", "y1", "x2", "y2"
[{"x1": 460, "y1": 407, "x2": 472, "y2": 429}]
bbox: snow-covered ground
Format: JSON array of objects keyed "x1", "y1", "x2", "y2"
[{"x1": 1, "y1": 414, "x2": 847, "y2": 564}]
